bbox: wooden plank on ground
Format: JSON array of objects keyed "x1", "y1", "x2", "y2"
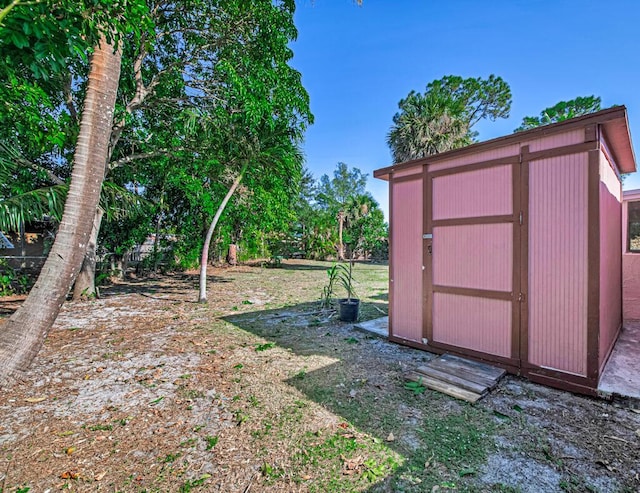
[
  {"x1": 430, "y1": 356, "x2": 505, "y2": 389},
  {"x1": 415, "y1": 365, "x2": 487, "y2": 395},
  {"x1": 428, "y1": 359, "x2": 497, "y2": 388},
  {"x1": 406, "y1": 371, "x2": 482, "y2": 403},
  {"x1": 440, "y1": 353, "x2": 506, "y2": 380}
]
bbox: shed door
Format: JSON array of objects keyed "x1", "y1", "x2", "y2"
[{"x1": 424, "y1": 162, "x2": 521, "y2": 363}]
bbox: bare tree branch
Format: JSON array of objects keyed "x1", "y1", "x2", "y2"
[
  {"x1": 63, "y1": 73, "x2": 78, "y2": 126},
  {"x1": 108, "y1": 149, "x2": 181, "y2": 171}
]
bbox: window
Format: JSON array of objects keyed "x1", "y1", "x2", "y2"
[{"x1": 628, "y1": 201, "x2": 640, "y2": 252}]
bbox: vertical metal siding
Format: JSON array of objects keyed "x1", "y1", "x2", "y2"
[
  {"x1": 528, "y1": 153, "x2": 588, "y2": 376},
  {"x1": 524, "y1": 129, "x2": 585, "y2": 152},
  {"x1": 433, "y1": 294, "x2": 511, "y2": 357},
  {"x1": 393, "y1": 165, "x2": 423, "y2": 178},
  {"x1": 428, "y1": 145, "x2": 520, "y2": 173},
  {"x1": 390, "y1": 178, "x2": 423, "y2": 342},
  {"x1": 599, "y1": 150, "x2": 622, "y2": 369},
  {"x1": 432, "y1": 165, "x2": 512, "y2": 220},
  {"x1": 433, "y1": 223, "x2": 513, "y2": 292}
]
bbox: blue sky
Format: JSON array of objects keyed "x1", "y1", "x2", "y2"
[{"x1": 291, "y1": 0, "x2": 640, "y2": 219}]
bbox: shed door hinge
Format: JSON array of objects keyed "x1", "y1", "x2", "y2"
[{"x1": 519, "y1": 211, "x2": 523, "y2": 225}]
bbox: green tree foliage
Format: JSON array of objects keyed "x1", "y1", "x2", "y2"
[
  {"x1": 343, "y1": 194, "x2": 387, "y2": 259},
  {"x1": 295, "y1": 163, "x2": 387, "y2": 261},
  {"x1": 514, "y1": 95, "x2": 603, "y2": 132},
  {"x1": 0, "y1": 0, "x2": 310, "y2": 374},
  {"x1": 387, "y1": 74, "x2": 512, "y2": 163},
  {"x1": 1, "y1": 0, "x2": 312, "y2": 293},
  {"x1": 0, "y1": 0, "x2": 151, "y2": 239},
  {"x1": 316, "y1": 163, "x2": 368, "y2": 211}
]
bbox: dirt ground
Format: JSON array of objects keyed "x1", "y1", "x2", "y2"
[{"x1": 0, "y1": 260, "x2": 639, "y2": 493}]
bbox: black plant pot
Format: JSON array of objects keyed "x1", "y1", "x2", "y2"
[{"x1": 338, "y1": 298, "x2": 360, "y2": 322}]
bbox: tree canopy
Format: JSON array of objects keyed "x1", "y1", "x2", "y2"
[
  {"x1": 292, "y1": 163, "x2": 386, "y2": 261},
  {"x1": 514, "y1": 95, "x2": 603, "y2": 132},
  {"x1": 387, "y1": 74, "x2": 512, "y2": 163}
]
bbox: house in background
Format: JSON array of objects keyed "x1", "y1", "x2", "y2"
[
  {"x1": 375, "y1": 106, "x2": 636, "y2": 396},
  {"x1": 0, "y1": 220, "x2": 54, "y2": 272},
  {"x1": 622, "y1": 189, "x2": 640, "y2": 320}
]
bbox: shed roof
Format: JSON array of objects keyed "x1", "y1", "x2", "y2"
[
  {"x1": 623, "y1": 188, "x2": 640, "y2": 202},
  {"x1": 374, "y1": 106, "x2": 636, "y2": 180}
]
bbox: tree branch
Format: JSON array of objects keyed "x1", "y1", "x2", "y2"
[
  {"x1": 0, "y1": 142, "x2": 65, "y2": 185},
  {"x1": 109, "y1": 33, "x2": 151, "y2": 160},
  {"x1": 63, "y1": 73, "x2": 78, "y2": 126},
  {"x1": 108, "y1": 149, "x2": 180, "y2": 171}
]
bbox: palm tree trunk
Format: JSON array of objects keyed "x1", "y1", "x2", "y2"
[
  {"x1": 337, "y1": 210, "x2": 345, "y2": 261},
  {"x1": 198, "y1": 164, "x2": 247, "y2": 303},
  {"x1": 72, "y1": 208, "x2": 104, "y2": 300},
  {"x1": 0, "y1": 36, "x2": 121, "y2": 384}
]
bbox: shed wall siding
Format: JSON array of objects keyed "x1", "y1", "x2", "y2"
[
  {"x1": 432, "y1": 165, "x2": 512, "y2": 220},
  {"x1": 528, "y1": 153, "x2": 588, "y2": 376},
  {"x1": 524, "y1": 129, "x2": 585, "y2": 152},
  {"x1": 393, "y1": 166, "x2": 423, "y2": 178},
  {"x1": 432, "y1": 294, "x2": 511, "y2": 357},
  {"x1": 621, "y1": 192, "x2": 640, "y2": 319},
  {"x1": 390, "y1": 177, "x2": 423, "y2": 342},
  {"x1": 433, "y1": 223, "x2": 512, "y2": 292},
  {"x1": 599, "y1": 150, "x2": 622, "y2": 369},
  {"x1": 428, "y1": 145, "x2": 520, "y2": 173}
]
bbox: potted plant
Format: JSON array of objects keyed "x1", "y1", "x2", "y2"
[{"x1": 336, "y1": 260, "x2": 359, "y2": 322}]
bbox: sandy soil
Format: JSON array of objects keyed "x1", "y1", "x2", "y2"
[{"x1": 0, "y1": 262, "x2": 638, "y2": 492}]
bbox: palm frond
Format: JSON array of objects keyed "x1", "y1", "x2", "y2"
[
  {"x1": 0, "y1": 185, "x2": 67, "y2": 232},
  {"x1": 99, "y1": 182, "x2": 150, "y2": 222},
  {"x1": 0, "y1": 142, "x2": 65, "y2": 185}
]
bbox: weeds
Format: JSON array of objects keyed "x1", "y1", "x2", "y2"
[
  {"x1": 204, "y1": 435, "x2": 218, "y2": 450},
  {"x1": 254, "y1": 342, "x2": 275, "y2": 352},
  {"x1": 180, "y1": 474, "x2": 211, "y2": 492},
  {"x1": 88, "y1": 423, "x2": 113, "y2": 432},
  {"x1": 404, "y1": 379, "x2": 427, "y2": 395}
]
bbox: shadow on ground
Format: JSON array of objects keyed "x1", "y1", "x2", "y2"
[
  {"x1": 96, "y1": 272, "x2": 232, "y2": 304},
  {"x1": 222, "y1": 300, "x2": 474, "y2": 491},
  {"x1": 369, "y1": 292, "x2": 388, "y2": 302}
]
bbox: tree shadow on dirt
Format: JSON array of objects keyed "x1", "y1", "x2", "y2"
[
  {"x1": 223, "y1": 300, "x2": 448, "y2": 491},
  {"x1": 275, "y1": 260, "x2": 388, "y2": 271},
  {"x1": 278, "y1": 262, "x2": 332, "y2": 271},
  {"x1": 100, "y1": 273, "x2": 232, "y2": 300},
  {"x1": 369, "y1": 292, "x2": 388, "y2": 302}
]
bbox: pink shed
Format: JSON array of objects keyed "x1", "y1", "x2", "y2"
[{"x1": 375, "y1": 107, "x2": 636, "y2": 396}]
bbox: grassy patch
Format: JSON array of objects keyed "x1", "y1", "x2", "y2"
[
  {"x1": 292, "y1": 431, "x2": 401, "y2": 492},
  {"x1": 417, "y1": 410, "x2": 492, "y2": 467}
]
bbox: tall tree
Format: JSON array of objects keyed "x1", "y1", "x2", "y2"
[
  {"x1": 197, "y1": 122, "x2": 304, "y2": 302},
  {"x1": 387, "y1": 74, "x2": 512, "y2": 163},
  {"x1": 317, "y1": 163, "x2": 368, "y2": 260},
  {"x1": 514, "y1": 95, "x2": 603, "y2": 132},
  {"x1": 0, "y1": 0, "x2": 151, "y2": 383},
  {"x1": 0, "y1": 36, "x2": 122, "y2": 382},
  {"x1": 342, "y1": 193, "x2": 386, "y2": 260}
]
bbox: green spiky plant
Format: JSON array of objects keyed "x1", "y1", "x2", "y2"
[{"x1": 336, "y1": 260, "x2": 357, "y2": 302}]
